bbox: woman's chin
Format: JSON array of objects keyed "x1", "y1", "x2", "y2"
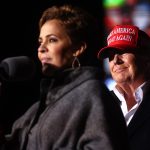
[{"x1": 42, "y1": 63, "x2": 58, "y2": 77}]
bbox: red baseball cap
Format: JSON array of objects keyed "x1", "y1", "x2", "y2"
[{"x1": 98, "y1": 25, "x2": 150, "y2": 59}]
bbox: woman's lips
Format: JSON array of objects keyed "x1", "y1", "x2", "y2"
[{"x1": 41, "y1": 57, "x2": 51, "y2": 64}]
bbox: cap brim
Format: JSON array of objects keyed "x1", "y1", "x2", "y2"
[{"x1": 97, "y1": 46, "x2": 125, "y2": 59}]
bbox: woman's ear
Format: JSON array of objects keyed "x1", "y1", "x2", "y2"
[{"x1": 73, "y1": 42, "x2": 87, "y2": 57}]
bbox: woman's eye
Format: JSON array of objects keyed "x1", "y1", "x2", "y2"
[{"x1": 49, "y1": 38, "x2": 57, "y2": 43}]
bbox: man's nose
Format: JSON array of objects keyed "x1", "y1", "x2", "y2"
[{"x1": 113, "y1": 54, "x2": 123, "y2": 64}]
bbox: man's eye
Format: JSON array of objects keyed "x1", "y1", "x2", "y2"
[{"x1": 108, "y1": 53, "x2": 115, "y2": 61}]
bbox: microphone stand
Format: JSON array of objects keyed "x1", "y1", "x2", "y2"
[
  {"x1": 0, "y1": 80, "x2": 5, "y2": 143},
  {"x1": 0, "y1": 81, "x2": 1, "y2": 97}
]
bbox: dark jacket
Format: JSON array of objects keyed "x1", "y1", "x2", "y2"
[
  {"x1": 128, "y1": 82, "x2": 150, "y2": 150},
  {"x1": 111, "y1": 81, "x2": 150, "y2": 150},
  {"x1": 1, "y1": 67, "x2": 128, "y2": 150}
]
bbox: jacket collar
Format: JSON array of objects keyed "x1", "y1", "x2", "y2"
[{"x1": 40, "y1": 66, "x2": 101, "y2": 105}]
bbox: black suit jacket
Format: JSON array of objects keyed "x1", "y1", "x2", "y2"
[{"x1": 111, "y1": 82, "x2": 150, "y2": 150}]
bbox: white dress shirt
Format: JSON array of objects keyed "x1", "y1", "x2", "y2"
[{"x1": 113, "y1": 82, "x2": 146, "y2": 125}]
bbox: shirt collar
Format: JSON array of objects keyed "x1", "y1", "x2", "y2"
[
  {"x1": 113, "y1": 85, "x2": 125, "y2": 102},
  {"x1": 134, "y1": 82, "x2": 146, "y2": 103},
  {"x1": 113, "y1": 81, "x2": 147, "y2": 103}
]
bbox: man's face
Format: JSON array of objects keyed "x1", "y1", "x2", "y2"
[{"x1": 108, "y1": 50, "x2": 142, "y2": 84}]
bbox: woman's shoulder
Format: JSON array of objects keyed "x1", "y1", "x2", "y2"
[
  {"x1": 72, "y1": 66, "x2": 102, "y2": 80},
  {"x1": 12, "y1": 101, "x2": 40, "y2": 130}
]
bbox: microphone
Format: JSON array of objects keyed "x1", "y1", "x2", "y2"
[{"x1": 0, "y1": 56, "x2": 36, "y2": 82}]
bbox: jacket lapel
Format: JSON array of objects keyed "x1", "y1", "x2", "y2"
[
  {"x1": 110, "y1": 91, "x2": 121, "y2": 105},
  {"x1": 128, "y1": 84, "x2": 150, "y2": 136}
]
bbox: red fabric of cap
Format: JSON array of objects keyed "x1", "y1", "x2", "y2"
[{"x1": 98, "y1": 25, "x2": 139, "y2": 59}]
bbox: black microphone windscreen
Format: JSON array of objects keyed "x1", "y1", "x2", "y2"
[{"x1": 0, "y1": 56, "x2": 36, "y2": 81}]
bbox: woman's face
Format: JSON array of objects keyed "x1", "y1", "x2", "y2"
[{"x1": 38, "y1": 19, "x2": 74, "y2": 75}]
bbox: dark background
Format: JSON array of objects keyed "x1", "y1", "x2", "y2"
[{"x1": 0, "y1": 0, "x2": 104, "y2": 133}]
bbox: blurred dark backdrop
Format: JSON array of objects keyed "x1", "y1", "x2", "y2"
[{"x1": 0, "y1": 0, "x2": 104, "y2": 133}]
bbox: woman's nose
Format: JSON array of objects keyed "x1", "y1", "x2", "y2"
[{"x1": 38, "y1": 46, "x2": 48, "y2": 53}]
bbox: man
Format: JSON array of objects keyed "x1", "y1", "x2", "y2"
[{"x1": 98, "y1": 24, "x2": 150, "y2": 150}]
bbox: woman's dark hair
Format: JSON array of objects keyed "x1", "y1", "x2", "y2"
[{"x1": 39, "y1": 4, "x2": 102, "y2": 67}]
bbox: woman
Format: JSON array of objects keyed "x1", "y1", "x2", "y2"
[{"x1": 0, "y1": 5, "x2": 128, "y2": 150}]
